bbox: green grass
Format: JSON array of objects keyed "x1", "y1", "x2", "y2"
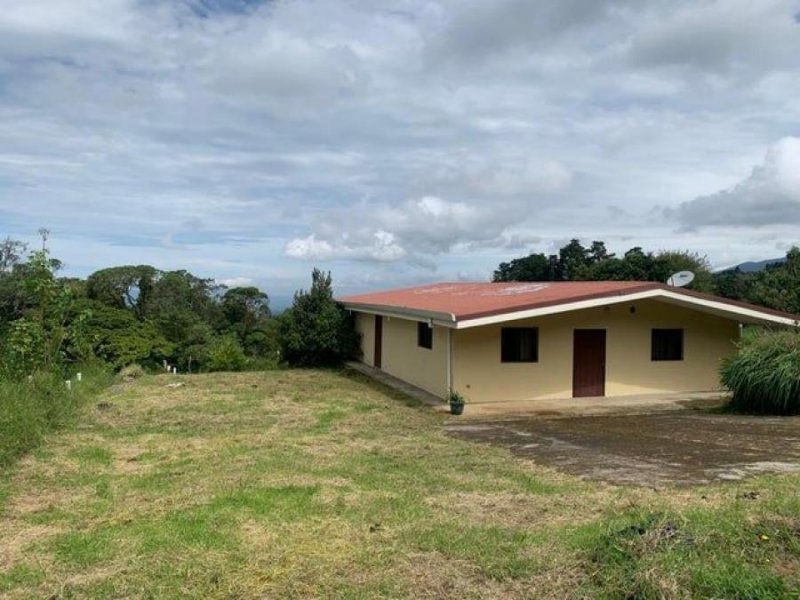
[
  {"x1": 572, "y1": 503, "x2": 800, "y2": 599},
  {"x1": 0, "y1": 365, "x2": 112, "y2": 469},
  {"x1": 0, "y1": 564, "x2": 46, "y2": 593},
  {"x1": 53, "y1": 528, "x2": 117, "y2": 567},
  {"x1": 0, "y1": 369, "x2": 798, "y2": 598}
]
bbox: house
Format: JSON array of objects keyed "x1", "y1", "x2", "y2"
[{"x1": 339, "y1": 281, "x2": 799, "y2": 403}]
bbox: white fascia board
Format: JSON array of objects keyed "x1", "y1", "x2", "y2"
[
  {"x1": 342, "y1": 303, "x2": 457, "y2": 328},
  {"x1": 455, "y1": 289, "x2": 800, "y2": 329},
  {"x1": 654, "y1": 290, "x2": 800, "y2": 327},
  {"x1": 454, "y1": 290, "x2": 663, "y2": 329}
]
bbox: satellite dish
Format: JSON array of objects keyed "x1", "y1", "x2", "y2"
[{"x1": 667, "y1": 271, "x2": 695, "y2": 287}]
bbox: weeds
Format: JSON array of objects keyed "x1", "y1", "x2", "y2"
[{"x1": 0, "y1": 365, "x2": 112, "y2": 470}]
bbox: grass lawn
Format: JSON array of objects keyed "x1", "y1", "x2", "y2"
[{"x1": 1, "y1": 370, "x2": 799, "y2": 599}]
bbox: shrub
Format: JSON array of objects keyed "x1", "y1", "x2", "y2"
[
  {"x1": 721, "y1": 329, "x2": 800, "y2": 414},
  {"x1": 202, "y1": 335, "x2": 248, "y2": 372},
  {"x1": 118, "y1": 364, "x2": 146, "y2": 380}
]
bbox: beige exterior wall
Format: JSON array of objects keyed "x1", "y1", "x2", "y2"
[
  {"x1": 354, "y1": 311, "x2": 449, "y2": 398},
  {"x1": 452, "y1": 299, "x2": 740, "y2": 403},
  {"x1": 355, "y1": 312, "x2": 375, "y2": 366}
]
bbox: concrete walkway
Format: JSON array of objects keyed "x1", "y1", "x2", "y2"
[
  {"x1": 345, "y1": 362, "x2": 446, "y2": 408},
  {"x1": 459, "y1": 391, "x2": 728, "y2": 419},
  {"x1": 346, "y1": 361, "x2": 728, "y2": 418}
]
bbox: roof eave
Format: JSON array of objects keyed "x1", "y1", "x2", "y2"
[
  {"x1": 455, "y1": 289, "x2": 800, "y2": 329},
  {"x1": 341, "y1": 302, "x2": 457, "y2": 327}
]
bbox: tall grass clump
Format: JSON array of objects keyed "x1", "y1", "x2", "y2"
[
  {"x1": 721, "y1": 329, "x2": 800, "y2": 414},
  {"x1": 0, "y1": 365, "x2": 112, "y2": 470}
]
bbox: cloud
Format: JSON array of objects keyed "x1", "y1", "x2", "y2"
[
  {"x1": 286, "y1": 195, "x2": 488, "y2": 265},
  {"x1": 218, "y1": 276, "x2": 255, "y2": 288},
  {"x1": 287, "y1": 230, "x2": 407, "y2": 262},
  {"x1": 674, "y1": 137, "x2": 800, "y2": 229},
  {"x1": 627, "y1": 0, "x2": 800, "y2": 76},
  {"x1": 0, "y1": 0, "x2": 799, "y2": 296},
  {"x1": 426, "y1": 0, "x2": 632, "y2": 66}
]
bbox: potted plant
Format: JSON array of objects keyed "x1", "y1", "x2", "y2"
[{"x1": 448, "y1": 390, "x2": 466, "y2": 415}]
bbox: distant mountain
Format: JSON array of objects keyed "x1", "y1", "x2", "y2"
[{"x1": 722, "y1": 258, "x2": 787, "y2": 274}]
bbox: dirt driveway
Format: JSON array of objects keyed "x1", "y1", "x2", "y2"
[{"x1": 444, "y1": 411, "x2": 800, "y2": 487}]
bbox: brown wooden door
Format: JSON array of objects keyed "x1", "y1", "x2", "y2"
[
  {"x1": 573, "y1": 329, "x2": 606, "y2": 397},
  {"x1": 374, "y1": 315, "x2": 383, "y2": 369}
]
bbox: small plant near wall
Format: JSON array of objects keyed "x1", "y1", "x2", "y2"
[{"x1": 448, "y1": 390, "x2": 466, "y2": 415}]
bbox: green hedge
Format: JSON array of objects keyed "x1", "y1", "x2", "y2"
[
  {"x1": 721, "y1": 330, "x2": 800, "y2": 414},
  {"x1": 0, "y1": 366, "x2": 112, "y2": 469}
]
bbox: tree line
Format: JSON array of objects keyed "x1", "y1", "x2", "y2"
[
  {"x1": 0, "y1": 238, "x2": 358, "y2": 381},
  {"x1": 493, "y1": 239, "x2": 800, "y2": 315}
]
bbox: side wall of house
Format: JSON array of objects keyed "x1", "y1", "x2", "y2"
[
  {"x1": 354, "y1": 311, "x2": 449, "y2": 398},
  {"x1": 452, "y1": 299, "x2": 740, "y2": 403},
  {"x1": 354, "y1": 312, "x2": 375, "y2": 367}
]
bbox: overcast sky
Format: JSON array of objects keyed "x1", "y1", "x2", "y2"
[{"x1": 1, "y1": 0, "x2": 799, "y2": 306}]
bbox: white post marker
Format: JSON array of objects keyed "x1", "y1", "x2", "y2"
[
  {"x1": 172, "y1": 366, "x2": 177, "y2": 375},
  {"x1": 65, "y1": 380, "x2": 72, "y2": 391},
  {"x1": 76, "y1": 372, "x2": 83, "y2": 382}
]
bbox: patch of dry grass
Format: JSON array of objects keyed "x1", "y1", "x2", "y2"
[{"x1": 0, "y1": 369, "x2": 799, "y2": 599}]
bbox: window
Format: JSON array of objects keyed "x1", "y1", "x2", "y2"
[
  {"x1": 501, "y1": 328, "x2": 538, "y2": 363},
  {"x1": 651, "y1": 329, "x2": 683, "y2": 361},
  {"x1": 417, "y1": 322, "x2": 433, "y2": 349}
]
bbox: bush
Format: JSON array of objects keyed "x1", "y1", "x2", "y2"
[
  {"x1": 721, "y1": 330, "x2": 800, "y2": 414},
  {"x1": 118, "y1": 364, "x2": 146, "y2": 380},
  {"x1": 0, "y1": 365, "x2": 112, "y2": 469},
  {"x1": 202, "y1": 335, "x2": 248, "y2": 372}
]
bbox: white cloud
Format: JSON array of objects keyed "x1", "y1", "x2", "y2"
[
  {"x1": 219, "y1": 276, "x2": 255, "y2": 288},
  {"x1": 285, "y1": 235, "x2": 336, "y2": 260},
  {"x1": 286, "y1": 230, "x2": 406, "y2": 262},
  {"x1": 675, "y1": 137, "x2": 800, "y2": 228}
]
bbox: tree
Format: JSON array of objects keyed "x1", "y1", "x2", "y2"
[
  {"x1": 493, "y1": 253, "x2": 554, "y2": 282},
  {"x1": 652, "y1": 250, "x2": 714, "y2": 292},
  {"x1": 0, "y1": 238, "x2": 27, "y2": 274},
  {"x1": 747, "y1": 247, "x2": 800, "y2": 314},
  {"x1": 71, "y1": 299, "x2": 172, "y2": 369},
  {"x1": 1, "y1": 251, "x2": 86, "y2": 377},
  {"x1": 493, "y1": 240, "x2": 714, "y2": 291},
  {"x1": 86, "y1": 265, "x2": 158, "y2": 318},
  {"x1": 714, "y1": 268, "x2": 751, "y2": 301},
  {"x1": 145, "y1": 270, "x2": 223, "y2": 341},
  {"x1": 222, "y1": 286, "x2": 269, "y2": 335},
  {"x1": 587, "y1": 240, "x2": 613, "y2": 264},
  {"x1": 556, "y1": 239, "x2": 591, "y2": 280},
  {"x1": 279, "y1": 269, "x2": 360, "y2": 367}
]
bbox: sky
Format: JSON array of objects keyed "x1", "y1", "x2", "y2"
[{"x1": 1, "y1": 0, "x2": 799, "y2": 308}]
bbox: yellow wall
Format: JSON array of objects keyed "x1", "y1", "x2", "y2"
[
  {"x1": 452, "y1": 299, "x2": 740, "y2": 403},
  {"x1": 354, "y1": 311, "x2": 449, "y2": 398},
  {"x1": 355, "y1": 312, "x2": 375, "y2": 366}
]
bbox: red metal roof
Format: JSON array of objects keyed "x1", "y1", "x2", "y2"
[{"x1": 339, "y1": 281, "x2": 664, "y2": 321}]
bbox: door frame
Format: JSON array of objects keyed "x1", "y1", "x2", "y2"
[{"x1": 572, "y1": 329, "x2": 606, "y2": 398}]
